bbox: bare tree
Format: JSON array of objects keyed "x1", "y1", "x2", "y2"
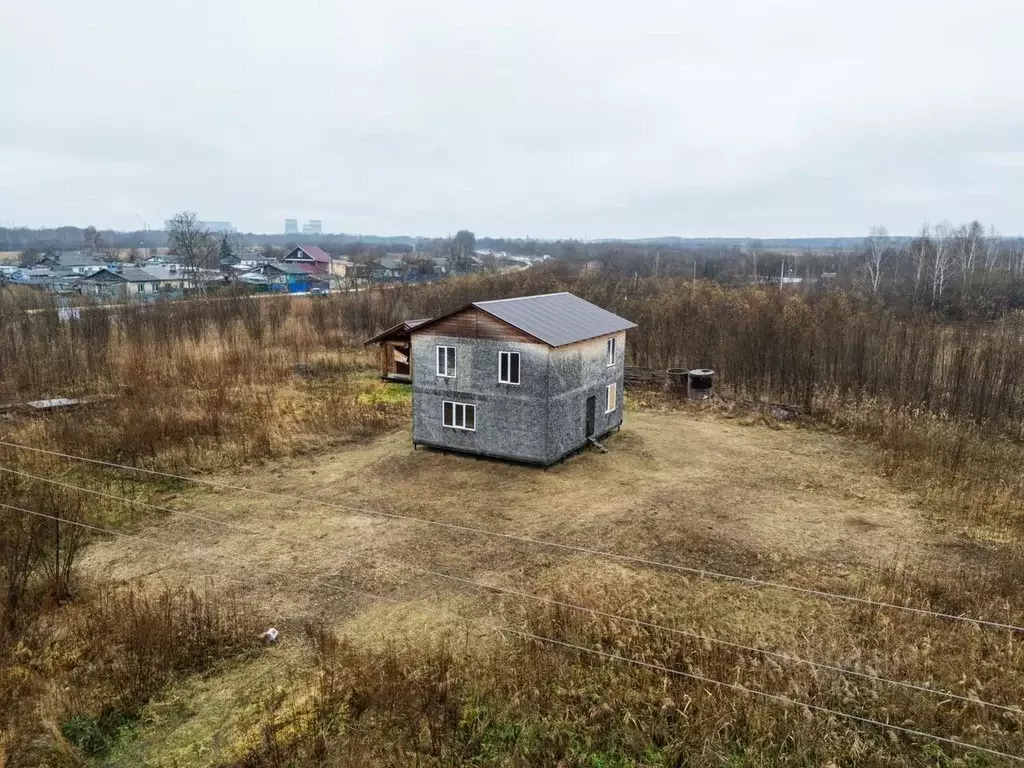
[
  {"x1": 38, "y1": 488, "x2": 86, "y2": 602},
  {"x1": 0, "y1": 505, "x2": 44, "y2": 630},
  {"x1": 955, "y1": 220, "x2": 984, "y2": 298},
  {"x1": 911, "y1": 224, "x2": 931, "y2": 301},
  {"x1": 1013, "y1": 239, "x2": 1024, "y2": 280},
  {"x1": 166, "y1": 211, "x2": 216, "y2": 289},
  {"x1": 981, "y1": 224, "x2": 1001, "y2": 289},
  {"x1": 863, "y1": 225, "x2": 891, "y2": 295},
  {"x1": 83, "y1": 225, "x2": 98, "y2": 253},
  {"x1": 745, "y1": 240, "x2": 762, "y2": 283},
  {"x1": 931, "y1": 222, "x2": 955, "y2": 305}
]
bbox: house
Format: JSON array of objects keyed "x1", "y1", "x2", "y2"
[
  {"x1": 242, "y1": 262, "x2": 328, "y2": 293},
  {"x1": 77, "y1": 266, "x2": 192, "y2": 298},
  {"x1": 10, "y1": 267, "x2": 82, "y2": 293},
  {"x1": 282, "y1": 246, "x2": 332, "y2": 274},
  {"x1": 35, "y1": 251, "x2": 105, "y2": 275},
  {"x1": 79, "y1": 267, "x2": 164, "y2": 298},
  {"x1": 142, "y1": 264, "x2": 193, "y2": 289},
  {"x1": 369, "y1": 257, "x2": 409, "y2": 281},
  {"x1": 407, "y1": 255, "x2": 448, "y2": 277},
  {"x1": 363, "y1": 318, "x2": 433, "y2": 382},
  {"x1": 330, "y1": 258, "x2": 355, "y2": 278},
  {"x1": 400, "y1": 292, "x2": 636, "y2": 465}
]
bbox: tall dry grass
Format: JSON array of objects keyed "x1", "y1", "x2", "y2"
[
  {"x1": 5, "y1": 270, "x2": 1024, "y2": 537},
  {"x1": 0, "y1": 294, "x2": 406, "y2": 472},
  {"x1": 4, "y1": 269, "x2": 1024, "y2": 765},
  {"x1": 222, "y1": 569, "x2": 1024, "y2": 767},
  {"x1": 1, "y1": 583, "x2": 262, "y2": 766}
]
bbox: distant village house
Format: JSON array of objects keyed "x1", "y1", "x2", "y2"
[{"x1": 282, "y1": 246, "x2": 333, "y2": 274}]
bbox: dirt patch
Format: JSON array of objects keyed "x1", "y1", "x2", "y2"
[{"x1": 82, "y1": 410, "x2": 941, "y2": 634}]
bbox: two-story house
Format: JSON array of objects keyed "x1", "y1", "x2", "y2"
[
  {"x1": 402, "y1": 292, "x2": 636, "y2": 465},
  {"x1": 282, "y1": 246, "x2": 333, "y2": 274}
]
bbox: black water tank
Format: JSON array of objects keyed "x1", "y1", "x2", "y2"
[{"x1": 687, "y1": 368, "x2": 714, "y2": 398}]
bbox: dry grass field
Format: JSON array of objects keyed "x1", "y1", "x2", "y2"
[
  {"x1": 73, "y1": 405, "x2": 1024, "y2": 766},
  {"x1": 4, "y1": 278, "x2": 1024, "y2": 766}
]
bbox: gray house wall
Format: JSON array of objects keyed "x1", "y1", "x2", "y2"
[
  {"x1": 411, "y1": 328, "x2": 627, "y2": 465},
  {"x1": 411, "y1": 335, "x2": 551, "y2": 463},
  {"x1": 546, "y1": 331, "x2": 626, "y2": 461}
]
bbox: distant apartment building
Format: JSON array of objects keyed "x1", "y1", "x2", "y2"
[
  {"x1": 302, "y1": 220, "x2": 323, "y2": 235},
  {"x1": 285, "y1": 218, "x2": 299, "y2": 235}
]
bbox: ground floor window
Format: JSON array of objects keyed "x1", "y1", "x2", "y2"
[
  {"x1": 606, "y1": 383, "x2": 617, "y2": 413},
  {"x1": 443, "y1": 400, "x2": 476, "y2": 430}
]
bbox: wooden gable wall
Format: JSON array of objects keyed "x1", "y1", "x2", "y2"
[{"x1": 416, "y1": 306, "x2": 539, "y2": 344}]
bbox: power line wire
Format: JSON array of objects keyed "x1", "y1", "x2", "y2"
[
  {"x1": 498, "y1": 629, "x2": 1024, "y2": 765},
  {"x1": 6, "y1": 462, "x2": 1020, "y2": 715},
  {"x1": 2, "y1": 439, "x2": 1022, "y2": 634},
  {"x1": 1, "y1": 500, "x2": 1020, "y2": 764},
  {"x1": 0, "y1": 501, "x2": 382, "y2": 605}
]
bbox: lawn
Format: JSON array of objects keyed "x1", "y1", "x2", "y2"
[{"x1": 76, "y1": 406, "x2": 1024, "y2": 765}]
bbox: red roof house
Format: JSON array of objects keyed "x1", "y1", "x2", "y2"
[{"x1": 283, "y1": 246, "x2": 332, "y2": 273}]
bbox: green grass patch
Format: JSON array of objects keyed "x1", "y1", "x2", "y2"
[
  {"x1": 101, "y1": 648, "x2": 305, "y2": 768},
  {"x1": 357, "y1": 382, "x2": 412, "y2": 406}
]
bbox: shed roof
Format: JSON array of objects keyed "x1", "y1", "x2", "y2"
[
  {"x1": 39, "y1": 252, "x2": 105, "y2": 268},
  {"x1": 414, "y1": 292, "x2": 636, "y2": 347},
  {"x1": 363, "y1": 318, "x2": 432, "y2": 346},
  {"x1": 81, "y1": 267, "x2": 155, "y2": 283},
  {"x1": 263, "y1": 262, "x2": 320, "y2": 275}
]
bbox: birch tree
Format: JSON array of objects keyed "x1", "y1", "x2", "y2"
[
  {"x1": 981, "y1": 224, "x2": 1001, "y2": 290},
  {"x1": 912, "y1": 224, "x2": 931, "y2": 301},
  {"x1": 955, "y1": 220, "x2": 984, "y2": 297},
  {"x1": 931, "y1": 222, "x2": 954, "y2": 305},
  {"x1": 863, "y1": 225, "x2": 891, "y2": 295}
]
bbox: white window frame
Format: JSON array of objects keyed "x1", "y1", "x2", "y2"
[
  {"x1": 436, "y1": 345, "x2": 456, "y2": 378},
  {"x1": 607, "y1": 337, "x2": 616, "y2": 367},
  {"x1": 605, "y1": 383, "x2": 617, "y2": 413},
  {"x1": 442, "y1": 400, "x2": 476, "y2": 431},
  {"x1": 498, "y1": 350, "x2": 521, "y2": 385}
]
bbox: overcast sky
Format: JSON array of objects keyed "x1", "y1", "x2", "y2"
[{"x1": 2, "y1": 1, "x2": 1022, "y2": 238}]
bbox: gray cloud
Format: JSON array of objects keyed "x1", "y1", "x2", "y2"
[{"x1": 2, "y1": 0, "x2": 1022, "y2": 237}]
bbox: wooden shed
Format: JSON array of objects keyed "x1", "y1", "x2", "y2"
[{"x1": 363, "y1": 318, "x2": 432, "y2": 382}]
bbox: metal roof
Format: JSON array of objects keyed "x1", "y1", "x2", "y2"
[
  {"x1": 39, "y1": 251, "x2": 105, "y2": 268},
  {"x1": 81, "y1": 267, "x2": 155, "y2": 282},
  {"x1": 285, "y1": 246, "x2": 332, "y2": 263},
  {"x1": 262, "y1": 262, "x2": 322, "y2": 275},
  {"x1": 473, "y1": 292, "x2": 635, "y2": 346},
  {"x1": 411, "y1": 292, "x2": 635, "y2": 347}
]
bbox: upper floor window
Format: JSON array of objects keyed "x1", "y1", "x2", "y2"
[
  {"x1": 607, "y1": 337, "x2": 616, "y2": 367},
  {"x1": 436, "y1": 345, "x2": 456, "y2": 377},
  {"x1": 498, "y1": 351, "x2": 520, "y2": 385}
]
